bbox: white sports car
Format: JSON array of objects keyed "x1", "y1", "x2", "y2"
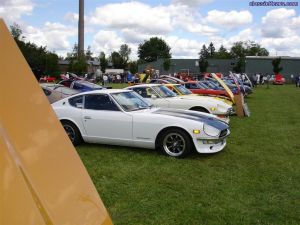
[
  {"x1": 126, "y1": 84, "x2": 232, "y2": 123},
  {"x1": 52, "y1": 89, "x2": 230, "y2": 158}
]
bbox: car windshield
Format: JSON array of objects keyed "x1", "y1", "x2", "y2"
[
  {"x1": 198, "y1": 82, "x2": 209, "y2": 89},
  {"x1": 152, "y1": 85, "x2": 177, "y2": 98},
  {"x1": 175, "y1": 85, "x2": 192, "y2": 94},
  {"x1": 111, "y1": 91, "x2": 152, "y2": 111}
]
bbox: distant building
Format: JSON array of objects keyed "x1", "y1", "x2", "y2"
[
  {"x1": 138, "y1": 58, "x2": 237, "y2": 76},
  {"x1": 138, "y1": 57, "x2": 300, "y2": 78},
  {"x1": 245, "y1": 56, "x2": 300, "y2": 77}
]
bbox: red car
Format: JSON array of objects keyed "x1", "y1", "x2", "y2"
[
  {"x1": 273, "y1": 74, "x2": 285, "y2": 85},
  {"x1": 183, "y1": 81, "x2": 230, "y2": 97}
]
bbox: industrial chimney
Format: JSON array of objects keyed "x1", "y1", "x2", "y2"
[{"x1": 78, "y1": 0, "x2": 84, "y2": 57}]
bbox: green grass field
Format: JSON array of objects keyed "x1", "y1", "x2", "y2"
[{"x1": 77, "y1": 85, "x2": 300, "y2": 225}]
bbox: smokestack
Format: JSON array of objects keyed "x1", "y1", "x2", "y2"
[{"x1": 78, "y1": 0, "x2": 84, "y2": 57}]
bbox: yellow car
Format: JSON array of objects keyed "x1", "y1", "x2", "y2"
[{"x1": 164, "y1": 83, "x2": 234, "y2": 106}]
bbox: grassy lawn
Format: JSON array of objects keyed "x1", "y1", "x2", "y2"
[{"x1": 77, "y1": 85, "x2": 300, "y2": 225}]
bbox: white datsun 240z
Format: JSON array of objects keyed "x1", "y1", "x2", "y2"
[
  {"x1": 52, "y1": 89, "x2": 230, "y2": 158},
  {"x1": 125, "y1": 84, "x2": 233, "y2": 123}
]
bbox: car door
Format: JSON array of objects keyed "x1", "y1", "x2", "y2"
[{"x1": 82, "y1": 94, "x2": 133, "y2": 146}]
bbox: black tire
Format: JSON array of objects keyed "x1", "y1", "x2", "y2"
[
  {"x1": 61, "y1": 120, "x2": 82, "y2": 146},
  {"x1": 158, "y1": 128, "x2": 192, "y2": 158}
]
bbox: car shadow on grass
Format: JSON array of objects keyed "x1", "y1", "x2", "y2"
[{"x1": 77, "y1": 143, "x2": 227, "y2": 160}]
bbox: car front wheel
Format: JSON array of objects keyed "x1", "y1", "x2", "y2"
[{"x1": 158, "y1": 129, "x2": 192, "y2": 158}]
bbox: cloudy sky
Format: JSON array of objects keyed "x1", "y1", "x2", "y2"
[{"x1": 1, "y1": 0, "x2": 299, "y2": 59}]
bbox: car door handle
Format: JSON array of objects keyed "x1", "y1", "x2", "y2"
[{"x1": 84, "y1": 116, "x2": 92, "y2": 119}]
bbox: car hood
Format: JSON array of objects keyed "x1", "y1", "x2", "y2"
[
  {"x1": 152, "y1": 108, "x2": 229, "y2": 130},
  {"x1": 179, "y1": 94, "x2": 233, "y2": 106}
]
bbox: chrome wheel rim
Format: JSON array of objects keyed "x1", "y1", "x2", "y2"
[
  {"x1": 163, "y1": 133, "x2": 186, "y2": 157},
  {"x1": 63, "y1": 124, "x2": 75, "y2": 143}
]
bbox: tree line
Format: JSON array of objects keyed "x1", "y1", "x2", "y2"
[{"x1": 10, "y1": 23, "x2": 271, "y2": 77}]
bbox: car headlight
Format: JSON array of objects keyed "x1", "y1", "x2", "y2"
[
  {"x1": 216, "y1": 104, "x2": 227, "y2": 113},
  {"x1": 203, "y1": 124, "x2": 220, "y2": 137}
]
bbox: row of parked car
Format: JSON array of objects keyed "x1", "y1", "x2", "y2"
[{"x1": 41, "y1": 73, "x2": 253, "y2": 158}]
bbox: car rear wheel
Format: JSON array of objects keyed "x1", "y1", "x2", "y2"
[
  {"x1": 61, "y1": 121, "x2": 82, "y2": 146},
  {"x1": 158, "y1": 129, "x2": 192, "y2": 158}
]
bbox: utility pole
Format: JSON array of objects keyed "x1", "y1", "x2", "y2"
[{"x1": 78, "y1": 0, "x2": 84, "y2": 57}]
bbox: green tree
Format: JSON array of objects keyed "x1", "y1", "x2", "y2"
[
  {"x1": 10, "y1": 23, "x2": 59, "y2": 79},
  {"x1": 214, "y1": 45, "x2": 232, "y2": 59},
  {"x1": 163, "y1": 58, "x2": 171, "y2": 71},
  {"x1": 138, "y1": 37, "x2": 171, "y2": 62},
  {"x1": 199, "y1": 45, "x2": 209, "y2": 73},
  {"x1": 230, "y1": 41, "x2": 269, "y2": 73},
  {"x1": 128, "y1": 61, "x2": 138, "y2": 74},
  {"x1": 110, "y1": 51, "x2": 123, "y2": 69},
  {"x1": 99, "y1": 52, "x2": 108, "y2": 73},
  {"x1": 245, "y1": 41, "x2": 269, "y2": 56},
  {"x1": 85, "y1": 45, "x2": 93, "y2": 60},
  {"x1": 119, "y1": 44, "x2": 131, "y2": 68},
  {"x1": 272, "y1": 57, "x2": 283, "y2": 74},
  {"x1": 207, "y1": 42, "x2": 215, "y2": 58},
  {"x1": 10, "y1": 23, "x2": 23, "y2": 39},
  {"x1": 66, "y1": 43, "x2": 87, "y2": 75}
]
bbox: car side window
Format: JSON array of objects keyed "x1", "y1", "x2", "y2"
[
  {"x1": 133, "y1": 87, "x2": 157, "y2": 98},
  {"x1": 84, "y1": 94, "x2": 119, "y2": 111},
  {"x1": 69, "y1": 95, "x2": 83, "y2": 108}
]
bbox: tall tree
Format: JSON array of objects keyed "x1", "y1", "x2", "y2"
[
  {"x1": 110, "y1": 51, "x2": 123, "y2": 69},
  {"x1": 85, "y1": 45, "x2": 93, "y2": 61},
  {"x1": 128, "y1": 61, "x2": 138, "y2": 74},
  {"x1": 207, "y1": 42, "x2": 215, "y2": 58},
  {"x1": 138, "y1": 37, "x2": 171, "y2": 62},
  {"x1": 198, "y1": 45, "x2": 209, "y2": 73},
  {"x1": 119, "y1": 44, "x2": 131, "y2": 68},
  {"x1": 230, "y1": 41, "x2": 269, "y2": 72},
  {"x1": 10, "y1": 23, "x2": 59, "y2": 79},
  {"x1": 66, "y1": 43, "x2": 87, "y2": 75},
  {"x1": 214, "y1": 45, "x2": 232, "y2": 59},
  {"x1": 163, "y1": 58, "x2": 171, "y2": 72},
  {"x1": 99, "y1": 52, "x2": 108, "y2": 73},
  {"x1": 272, "y1": 57, "x2": 283, "y2": 74}
]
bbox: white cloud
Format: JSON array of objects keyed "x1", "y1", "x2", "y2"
[
  {"x1": 259, "y1": 8, "x2": 300, "y2": 56},
  {"x1": 23, "y1": 22, "x2": 76, "y2": 55},
  {"x1": 89, "y1": 2, "x2": 173, "y2": 35},
  {"x1": 173, "y1": 8, "x2": 218, "y2": 35},
  {"x1": 91, "y1": 30, "x2": 124, "y2": 56},
  {"x1": 261, "y1": 8, "x2": 297, "y2": 38},
  {"x1": 64, "y1": 12, "x2": 79, "y2": 23},
  {"x1": 205, "y1": 10, "x2": 253, "y2": 29},
  {"x1": 166, "y1": 36, "x2": 204, "y2": 58},
  {"x1": 0, "y1": 0, "x2": 34, "y2": 23},
  {"x1": 172, "y1": 0, "x2": 214, "y2": 7}
]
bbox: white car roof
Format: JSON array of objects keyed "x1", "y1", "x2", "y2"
[
  {"x1": 126, "y1": 84, "x2": 161, "y2": 88},
  {"x1": 79, "y1": 89, "x2": 131, "y2": 95}
]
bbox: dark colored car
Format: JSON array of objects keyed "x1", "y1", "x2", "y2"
[{"x1": 59, "y1": 80, "x2": 104, "y2": 92}]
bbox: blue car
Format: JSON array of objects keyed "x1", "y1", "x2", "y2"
[{"x1": 70, "y1": 80, "x2": 104, "y2": 92}]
